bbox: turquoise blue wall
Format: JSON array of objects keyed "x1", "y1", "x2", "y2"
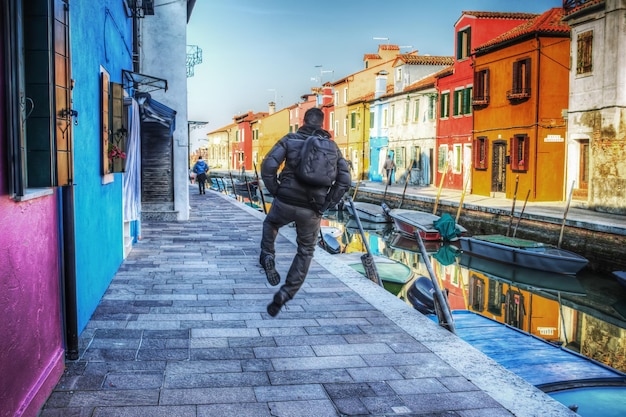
[{"x1": 70, "y1": 2, "x2": 133, "y2": 332}]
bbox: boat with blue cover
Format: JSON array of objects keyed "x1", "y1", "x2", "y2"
[{"x1": 445, "y1": 310, "x2": 626, "y2": 416}]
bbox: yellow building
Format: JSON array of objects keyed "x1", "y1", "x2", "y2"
[{"x1": 255, "y1": 107, "x2": 289, "y2": 167}]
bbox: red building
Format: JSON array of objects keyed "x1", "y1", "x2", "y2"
[
  {"x1": 233, "y1": 111, "x2": 267, "y2": 171},
  {"x1": 435, "y1": 11, "x2": 539, "y2": 191}
]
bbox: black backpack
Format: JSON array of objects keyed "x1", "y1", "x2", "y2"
[{"x1": 295, "y1": 133, "x2": 339, "y2": 187}]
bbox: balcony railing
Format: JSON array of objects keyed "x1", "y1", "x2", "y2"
[
  {"x1": 506, "y1": 88, "x2": 531, "y2": 101},
  {"x1": 472, "y1": 96, "x2": 490, "y2": 107}
]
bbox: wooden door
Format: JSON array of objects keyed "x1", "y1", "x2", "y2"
[{"x1": 491, "y1": 142, "x2": 506, "y2": 193}]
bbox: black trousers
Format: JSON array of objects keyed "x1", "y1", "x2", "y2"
[
  {"x1": 260, "y1": 198, "x2": 321, "y2": 300},
  {"x1": 196, "y1": 173, "x2": 207, "y2": 193}
]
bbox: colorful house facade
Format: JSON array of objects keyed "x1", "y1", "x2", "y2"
[
  {"x1": 436, "y1": 11, "x2": 540, "y2": 192},
  {"x1": 472, "y1": 8, "x2": 571, "y2": 201},
  {"x1": 563, "y1": 0, "x2": 626, "y2": 214}
]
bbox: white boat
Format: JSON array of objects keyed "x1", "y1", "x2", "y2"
[
  {"x1": 345, "y1": 202, "x2": 390, "y2": 223},
  {"x1": 459, "y1": 234, "x2": 588, "y2": 275}
]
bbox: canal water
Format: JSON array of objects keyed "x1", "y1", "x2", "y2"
[{"x1": 320, "y1": 208, "x2": 626, "y2": 374}]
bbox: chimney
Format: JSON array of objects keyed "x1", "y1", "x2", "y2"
[
  {"x1": 268, "y1": 102, "x2": 276, "y2": 114},
  {"x1": 375, "y1": 70, "x2": 388, "y2": 99}
]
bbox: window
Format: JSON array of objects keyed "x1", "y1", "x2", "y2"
[
  {"x1": 411, "y1": 146, "x2": 421, "y2": 168},
  {"x1": 329, "y1": 112, "x2": 335, "y2": 130},
  {"x1": 334, "y1": 91, "x2": 338, "y2": 104},
  {"x1": 350, "y1": 111, "x2": 357, "y2": 129},
  {"x1": 437, "y1": 145, "x2": 448, "y2": 172},
  {"x1": 577, "y1": 30, "x2": 593, "y2": 74},
  {"x1": 463, "y1": 87, "x2": 472, "y2": 115},
  {"x1": 440, "y1": 92, "x2": 450, "y2": 119},
  {"x1": 343, "y1": 87, "x2": 348, "y2": 103},
  {"x1": 510, "y1": 134, "x2": 529, "y2": 171},
  {"x1": 453, "y1": 89, "x2": 463, "y2": 116},
  {"x1": 396, "y1": 67, "x2": 402, "y2": 82},
  {"x1": 453, "y1": 144, "x2": 463, "y2": 174},
  {"x1": 404, "y1": 101, "x2": 410, "y2": 123},
  {"x1": 474, "y1": 136, "x2": 488, "y2": 170},
  {"x1": 457, "y1": 27, "x2": 471, "y2": 60},
  {"x1": 390, "y1": 104, "x2": 395, "y2": 125},
  {"x1": 382, "y1": 108, "x2": 388, "y2": 127},
  {"x1": 396, "y1": 147, "x2": 406, "y2": 169},
  {"x1": 473, "y1": 69, "x2": 490, "y2": 106},
  {"x1": 343, "y1": 119, "x2": 347, "y2": 135},
  {"x1": 5, "y1": 0, "x2": 74, "y2": 196},
  {"x1": 334, "y1": 120, "x2": 339, "y2": 134},
  {"x1": 428, "y1": 95, "x2": 436, "y2": 120},
  {"x1": 508, "y1": 58, "x2": 531, "y2": 100},
  {"x1": 370, "y1": 111, "x2": 375, "y2": 128},
  {"x1": 413, "y1": 98, "x2": 420, "y2": 122}
]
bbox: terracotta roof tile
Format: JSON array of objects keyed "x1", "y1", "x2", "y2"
[
  {"x1": 379, "y1": 44, "x2": 400, "y2": 51},
  {"x1": 403, "y1": 74, "x2": 437, "y2": 92},
  {"x1": 363, "y1": 53, "x2": 381, "y2": 61},
  {"x1": 475, "y1": 8, "x2": 570, "y2": 53},
  {"x1": 460, "y1": 11, "x2": 540, "y2": 20},
  {"x1": 393, "y1": 55, "x2": 454, "y2": 66}
]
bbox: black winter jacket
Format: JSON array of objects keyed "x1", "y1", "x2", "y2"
[{"x1": 261, "y1": 125, "x2": 351, "y2": 213}]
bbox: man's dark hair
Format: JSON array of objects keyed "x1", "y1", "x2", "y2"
[{"x1": 303, "y1": 108, "x2": 324, "y2": 127}]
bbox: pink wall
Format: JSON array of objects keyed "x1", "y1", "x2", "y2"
[
  {"x1": 0, "y1": 194, "x2": 65, "y2": 417},
  {"x1": 0, "y1": 64, "x2": 65, "y2": 416}
]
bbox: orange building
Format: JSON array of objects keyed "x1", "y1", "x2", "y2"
[{"x1": 471, "y1": 8, "x2": 571, "y2": 201}]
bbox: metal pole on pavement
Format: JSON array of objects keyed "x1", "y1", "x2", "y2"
[
  {"x1": 346, "y1": 196, "x2": 382, "y2": 287},
  {"x1": 414, "y1": 231, "x2": 455, "y2": 333}
]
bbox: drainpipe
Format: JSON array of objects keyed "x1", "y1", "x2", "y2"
[
  {"x1": 533, "y1": 35, "x2": 541, "y2": 200},
  {"x1": 60, "y1": 185, "x2": 78, "y2": 360}
]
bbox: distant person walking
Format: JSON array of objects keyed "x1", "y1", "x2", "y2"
[
  {"x1": 383, "y1": 154, "x2": 396, "y2": 185},
  {"x1": 192, "y1": 156, "x2": 209, "y2": 194},
  {"x1": 260, "y1": 107, "x2": 351, "y2": 317}
]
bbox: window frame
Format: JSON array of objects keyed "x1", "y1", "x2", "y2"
[
  {"x1": 510, "y1": 134, "x2": 529, "y2": 172},
  {"x1": 508, "y1": 58, "x2": 531, "y2": 101},
  {"x1": 456, "y1": 26, "x2": 471, "y2": 60},
  {"x1": 576, "y1": 30, "x2": 593, "y2": 75},
  {"x1": 440, "y1": 92, "x2": 450, "y2": 119},
  {"x1": 473, "y1": 69, "x2": 490, "y2": 107},
  {"x1": 474, "y1": 136, "x2": 488, "y2": 170}
]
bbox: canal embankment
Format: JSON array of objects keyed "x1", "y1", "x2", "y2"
[{"x1": 353, "y1": 181, "x2": 626, "y2": 275}]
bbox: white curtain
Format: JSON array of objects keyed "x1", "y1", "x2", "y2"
[{"x1": 123, "y1": 97, "x2": 141, "y2": 222}]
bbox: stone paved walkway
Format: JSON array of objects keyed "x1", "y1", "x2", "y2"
[{"x1": 39, "y1": 188, "x2": 577, "y2": 417}]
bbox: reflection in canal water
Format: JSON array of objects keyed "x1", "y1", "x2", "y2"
[{"x1": 322, "y1": 209, "x2": 626, "y2": 374}]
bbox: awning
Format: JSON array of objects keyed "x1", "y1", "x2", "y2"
[
  {"x1": 123, "y1": 70, "x2": 168, "y2": 93},
  {"x1": 136, "y1": 92, "x2": 177, "y2": 136}
]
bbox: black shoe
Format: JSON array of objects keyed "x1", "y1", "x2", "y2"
[
  {"x1": 267, "y1": 301, "x2": 281, "y2": 317},
  {"x1": 267, "y1": 291, "x2": 289, "y2": 317},
  {"x1": 261, "y1": 255, "x2": 280, "y2": 286}
]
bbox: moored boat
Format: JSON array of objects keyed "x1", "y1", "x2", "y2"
[
  {"x1": 382, "y1": 204, "x2": 467, "y2": 242},
  {"x1": 459, "y1": 234, "x2": 588, "y2": 275},
  {"x1": 612, "y1": 271, "x2": 626, "y2": 289},
  {"x1": 233, "y1": 179, "x2": 258, "y2": 199},
  {"x1": 345, "y1": 202, "x2": 390, "y2": 223},
  {"x1": 334, "y1": 252, "x2": 413, "y2": 285}
]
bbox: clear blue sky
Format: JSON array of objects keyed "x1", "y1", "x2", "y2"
[{"x1": 187, "y1": 0, "x2": 563, "y2": 132}]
